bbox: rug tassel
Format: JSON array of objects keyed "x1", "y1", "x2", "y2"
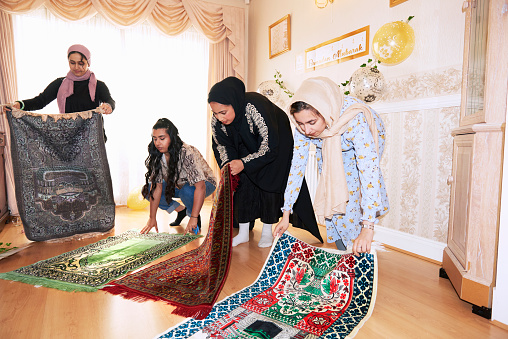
[
  {"x1": 101, "y1": 284, "x2": 164, "y2": 303},
  {"x1": 171, "y1": 304, "x2": 212, "y2": 320},
  {"x1": 0, "y1": 272, "x2": 98, "y2": 292},
  {"x1": 102, "y1": 284, "x2": 212, "y2": 320}
]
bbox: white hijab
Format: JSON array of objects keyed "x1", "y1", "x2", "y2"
[{"x1": 288, "y1": 77, "x2": 379, "y2": 224}]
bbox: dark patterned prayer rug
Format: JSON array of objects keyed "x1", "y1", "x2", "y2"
[
  {"x1": 6, "y1": 109, "x2": 115, "y2": 241},
  {"x1": 0, "y1": 230, "x2": 201, "y2": 292},
  {"x1": 155, "y1": 232, "x2": 378, "y2": 339},
  {"x1": 102, "y1": 165, "x2": 238, "y2": 319}
]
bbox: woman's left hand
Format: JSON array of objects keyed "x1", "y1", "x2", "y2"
[
  {"x1": 185, "y1": 217, "x2": 199, "y2": 234},
  {"x1": 98, "y1": 103, "x2": 113, "y2": 114},
  {"x1": 229, "y1": 159, "x2": 244, "y2": 176},
  {"x1": 352, "y1": 224, "x2": 374, "y2": 257}
]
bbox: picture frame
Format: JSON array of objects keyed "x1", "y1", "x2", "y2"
[
  {"x1": 269, "y1": 14, "x2": 291, "y2": 59},
  {"x1": 390, "y1": 0, "x2": 408, "y2": 7}
]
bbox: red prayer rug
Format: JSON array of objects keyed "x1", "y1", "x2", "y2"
[
  {"x1": 155, "y1": 233, "x2": 378, "y2": 339},
  {"x1": 102, "y1": 165, "x2": 238, "y2": 319}
]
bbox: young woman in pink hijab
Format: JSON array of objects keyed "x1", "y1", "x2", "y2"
[{"x1": 9, "y1": 44, "x2": 115, "y2": 116}]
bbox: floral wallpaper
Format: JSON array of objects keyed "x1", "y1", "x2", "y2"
[
  {"x1": 376, "y1": 67, "x2": 461, "y2": 243},
  {"x1": 380, "y1": 66, "x2": 462, "y2": 102}
]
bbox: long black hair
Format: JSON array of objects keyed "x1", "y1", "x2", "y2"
[{"x1": 142, "y1": 118, "x2": 183, "y2": 204}]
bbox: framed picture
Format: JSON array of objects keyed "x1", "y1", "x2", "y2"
[
  {"x1": 390, "y1": 0, "x2": 408, "y2": 7},
  {"x1": 269, "y1": 14, "x2": 291, "y2": 59}
]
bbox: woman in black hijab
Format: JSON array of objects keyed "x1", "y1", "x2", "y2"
[{"x1": 208, "y1": 76, "x2": 322, "y2": 247}]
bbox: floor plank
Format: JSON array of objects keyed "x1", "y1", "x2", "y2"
[{"x1": 0, "y1": 204, "x2": 507, "y2": 339}]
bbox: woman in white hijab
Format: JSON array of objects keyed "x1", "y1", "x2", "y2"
[{"x1": 274, "y1": 77, "x2": 389, "y2": 255}]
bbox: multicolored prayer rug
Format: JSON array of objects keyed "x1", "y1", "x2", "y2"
[
  {"x1": 6, "y1": 109, "x2": 115, "y2": 241},
  {"x1": 102, "y1": 165, "x2": 238, "y2": 319},
  {"x1": 0, "y1": 230, "x2": 201, "y2": 292},
  {"x1": 155, "y1": 232, "x2": 378, "y2": 339}
]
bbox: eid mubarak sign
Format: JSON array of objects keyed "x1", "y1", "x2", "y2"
[{"x1": 305, "y1": 26, "x2": 369, "y2": 71}]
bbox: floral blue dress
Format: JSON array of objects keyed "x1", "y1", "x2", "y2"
[{"x1": 282, "y1": 96, "x2": 389, "y2": 246}]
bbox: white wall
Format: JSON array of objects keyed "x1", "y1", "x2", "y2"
[
  {"x1": 492, "y1": 95, "x2": 508, "y2": 326},
  {"x1": 246, "y1": 0, "x2": 464, "y2": 91}
]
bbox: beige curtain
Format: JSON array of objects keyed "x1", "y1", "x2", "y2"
[
  {"x1": 0, "y1": 10, "x2": 19, "y2": 216},
  {"x1": 0, "y1": 0, "x2": 245, "y2": 202},
  {"x1": 0, "y1": 0, "x2": 244, "y2": 50},
  {"x1": 206, "y1": 4, "x2": 244, "y2": 180}
]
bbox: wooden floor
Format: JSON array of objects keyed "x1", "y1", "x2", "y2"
[{"x1": 0, "y1": 203, "x2": 507, "y2": 339}]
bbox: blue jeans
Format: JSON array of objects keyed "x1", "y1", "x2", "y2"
[{"x1": 148, "y1": 181, "x2": 215, "y2": 216}]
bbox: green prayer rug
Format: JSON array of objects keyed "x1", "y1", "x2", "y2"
[{"x1": 0, "y1": 230, "x2": 201, "y2": 292}]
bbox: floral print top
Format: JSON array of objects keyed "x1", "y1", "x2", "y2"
[
  {"x1": 282, "y1": 96, "x2": 389, "y2": 246},
  {"x1": 154, "y1": 143, "x2": 217, "y2": 189}
]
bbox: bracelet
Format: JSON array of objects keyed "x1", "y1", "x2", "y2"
[
  {"x1": 362, "y1": 224, "x2": 374, "y2": 230},
  {"x1": 190, "y1": 216, "x2": 199, "y2": 219},
  {"x1": 15, "y1": 100, "x2": 24, "y2": 110}
]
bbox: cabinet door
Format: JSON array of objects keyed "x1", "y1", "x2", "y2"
[{"x1": 447, "y1": 134, "x2": 474, "y2": 269}]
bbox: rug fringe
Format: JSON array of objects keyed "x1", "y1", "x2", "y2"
[
  {"x1": 101, "y1": 283, "x2": 212, "y2": 319},
  {"x1": 100, "y1": 284, "x2": 163, "y2": 303},
  {"x1": 0, "y1": 272, "x2": 98, "y2": 292},
  {"x1": 171, "y1": 304, "x2": 212, "y2": 320},
  {"x1": 371, "y1": 241, "x2": 387, "y2": 252}
]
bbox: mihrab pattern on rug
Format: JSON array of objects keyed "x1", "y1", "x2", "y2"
[
  {"x1": 157, "y1": 232, "x2": 377, "y2": 339},
  {"x1": 0, "y1": 230, "x2": 201, "y2": 292},
  {"x1": 102, "y1": 165, "x2": 238, "y2": 320},
  {"x1": 6, "y1": 109, "x2": 115, "y2": 241}
]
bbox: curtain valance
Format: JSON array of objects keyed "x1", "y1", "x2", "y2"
[{"x1": 0, "y1": 0, "x2": 244, "y2": 79}]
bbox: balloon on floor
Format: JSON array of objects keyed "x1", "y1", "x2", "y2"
[{"x1": 127, "y1": 186, "x2": 149, "y2": 210}]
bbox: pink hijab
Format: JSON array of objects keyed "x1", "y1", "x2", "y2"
[{"x1": 56, "y1": 44, "x2": 97, "y2": 113}]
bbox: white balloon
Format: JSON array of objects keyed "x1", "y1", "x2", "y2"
[
  {"x1": 257, "y1": 80, "x2": 282, "y2": 104},
  {"x1": 348, "y1": 67, "x2": 385, "y2": 103}
]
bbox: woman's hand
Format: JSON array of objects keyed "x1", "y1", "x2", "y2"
[
  {"x1": 141, "y1": 217, "x2": 158, "y2": 234},
  {"x1": 2, "y1": 102, "x2": 20, "y2": 113},
  {"x1": 98, "y1": 103, "x2": 113, "y2": 114},
  {"x1": 352, "y1": 223, "x2": 374, "y2": 256},
  {"x1": 229, "y1": 159, "x2": 244, "y2": 176},
  {"x1": 273, "y1": 211, "x2": 291, "y2": 238},
  {"x1": 185, "y1": 181, "x2": 205, "y2": 234},
  {"x1": 185, "y1": 217, "x2": 199, "y2": 234}
]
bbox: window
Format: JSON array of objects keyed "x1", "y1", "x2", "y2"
[{"x1": 13, "y1": 7, "x2": 210, "y2": 204}]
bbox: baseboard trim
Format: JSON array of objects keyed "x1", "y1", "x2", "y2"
[
  {"x1": 492, "y1": 320, "x2": 508, "y2": 331},
  {"x1": 370, "y1": 94, "x2": 461, "y2": 113},
  {"x1": 373, "y1": 225, "x2": 446, "y2": 263}
]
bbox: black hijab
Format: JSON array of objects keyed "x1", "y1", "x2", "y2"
[
  {"x1": 208, "y1": 77, "x2": 245, "y2": 128},
  {"x1": 208, "y1": 77, "x2": 323, "y2": 243}
]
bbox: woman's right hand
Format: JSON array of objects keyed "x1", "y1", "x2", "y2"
[
  {"x1": 273, "y1": 211, "x2": 291, "y2": 238},
  {"x1": 2, "y1": 102, "x2": 19, "y2": 113},
  {"x1": 141, "y1": 217, "x2": 158, "y2": 234}
]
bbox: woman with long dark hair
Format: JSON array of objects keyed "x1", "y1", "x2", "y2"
[{"x1": 141, "y1": 118, "x2": 216, "y2": 234}]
